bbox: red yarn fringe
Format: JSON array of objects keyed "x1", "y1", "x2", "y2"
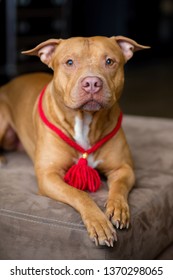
[{"x1": 64, "y1": 158, "x2": 101, "y2": 192}]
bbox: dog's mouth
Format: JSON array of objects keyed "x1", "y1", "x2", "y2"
[
  {"x1": 67, "y1": 97, "x2": 111, "y2": 112},
  {"x1": 80, "y1": 100, "x2": 103, "y2": 111},
  {"x1": 66, "y1": 86, "x2": 112, "y2": 112}
]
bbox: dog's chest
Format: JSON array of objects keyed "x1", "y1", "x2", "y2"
[{"x1": 74, "y1": 113, "x2": 101, "y2": 168}]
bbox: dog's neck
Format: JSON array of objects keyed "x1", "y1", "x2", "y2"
[{"x1": 44, "y1": 84, "x2": 121, "y2": 146}]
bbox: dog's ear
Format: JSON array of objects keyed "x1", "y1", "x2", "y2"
[
  {"x1": 112, "y1": 36, "x2": 150, "y2": 62},
  {"x1": 22, "y1": 39, "x2": 62, "y2": 67}
]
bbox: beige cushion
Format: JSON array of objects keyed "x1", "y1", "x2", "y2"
[{"x1": 0, "y1": 115, "x2": 173, "y2": 259}]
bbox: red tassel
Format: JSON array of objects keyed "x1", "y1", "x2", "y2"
[{"x1": 64, "y1": 156, "x2": 101, "y2": 192}]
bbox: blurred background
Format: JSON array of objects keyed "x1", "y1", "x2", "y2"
[{"x1": 0, "y1": 0, "x2": 173, "y2": 118}]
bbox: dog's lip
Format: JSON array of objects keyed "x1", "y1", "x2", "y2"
[
  {"x1": 65, "y1": 95, "x2": 111, "y2": 111},
  {"x1": 80, "y1": 100, "x2": 103, "y2": 111}
]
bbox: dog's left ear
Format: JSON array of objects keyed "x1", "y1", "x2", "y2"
[
  {"x1": 112, "y1": 36, "x2": 150, "y2": 62},
  {"x1": 21, "y1": 39, "x2": 62, "y2": 67}
]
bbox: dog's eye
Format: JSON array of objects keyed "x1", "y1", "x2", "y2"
[
  {"x1": 66, "y1": 59, "x2": 74, "y2": 66},
  {"x1": 106, "y1": 58, "x2": 114, "y2": 66}
]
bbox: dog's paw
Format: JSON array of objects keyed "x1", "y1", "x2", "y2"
[
  {"x1": 105, "y1": 197, "x2": 130, "y2": 230},
  {"x1": 82, "y1": 210, "x2": 117, "y2": 247}
]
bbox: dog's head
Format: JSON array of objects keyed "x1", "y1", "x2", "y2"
[{"x1": 22, "y1": 36, "x2": 149, "y2": 112}]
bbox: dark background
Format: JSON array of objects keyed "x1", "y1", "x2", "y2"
[{"x1": 0, "y1": 0, "x2": 173, "y2": 118}]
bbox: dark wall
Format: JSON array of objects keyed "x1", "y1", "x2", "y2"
[
  {"x1": 71, "y1": 0, "x2": 173, "y2": 58},
  {"x1": 0, "y1": 0, "x2": 173, "y2": 117},
  {"x1": 0, "y1": 0, "x2": 6, "y2": 71},
  {"x1": 71, "y1": 0, "x2": 129, "y2": 37},
  {"x1": 1, "y1": 0, "x2": 173, "y2": 78}
]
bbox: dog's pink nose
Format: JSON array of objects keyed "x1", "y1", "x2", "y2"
[{"x1": 81, "y1": 76, "x2": 103, "y2": 94}]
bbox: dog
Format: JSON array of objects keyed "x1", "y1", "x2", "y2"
[{"x1": 0, "y1": 36, "x2": 149, "y2": 247}]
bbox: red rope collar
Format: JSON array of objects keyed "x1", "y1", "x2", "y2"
[
  {"x1": 38, "y1": 85, "x2": 123, "y2": 155},
  {"x1": 38, "y1": 85, "x2": 123, "y2": 192}
]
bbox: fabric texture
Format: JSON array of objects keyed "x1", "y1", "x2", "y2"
[{"x1": 0, "y1": 115, "x2": 173, "y2": 259}]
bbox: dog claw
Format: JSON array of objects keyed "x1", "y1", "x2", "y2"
[
  {"x1": 109, "y1": 239, "x2": 114, "y2": 247},
  {"x1": 93, "y1": 232, "x2": 117, "y2": 247},
  {"x1": 105, "y1": 240, "x2": 111, "y2": 247},
  {"x1": 120, "y1": 223, "x2": 124, "y2": 229},
  {"x1": 126, "y1": 222, "x2": 130, "y2": 229},
  {"x1": 115, "y1": 220, "x2": 120, "y2": 229},
  {"x1": 93, "y1": 237, "x2": 99, "y2": 246}
]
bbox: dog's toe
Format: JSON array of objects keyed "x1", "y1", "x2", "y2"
[
  {"x1": 105, "y1": 197, "x2": 130, "y2": 229},
  {"x1": 84, "y1": 210, "x2": 117, "y2": 247},
  {"x1": 92, "y1": 235, "x2": 116, "y2": 247}
]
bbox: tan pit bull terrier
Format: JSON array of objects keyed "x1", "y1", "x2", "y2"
[{"x1": 0, "y1": 36, "x2": 149, "y2": 247}]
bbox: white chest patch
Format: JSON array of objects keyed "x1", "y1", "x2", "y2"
[
  {"x1": 74, "y1": 113, "x2": 92, "y2": 150},
  {"x1": 74, "y1": 113, "x2": 102, "y2": 168}
]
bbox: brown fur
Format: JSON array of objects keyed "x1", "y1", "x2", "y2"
[{"x1": 0, "y1": 36, "x2": 149, "y2": 246}]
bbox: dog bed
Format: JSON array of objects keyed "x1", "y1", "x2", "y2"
[{"x1": 0, "y1": 115, "x2": 173, "y2": 259}]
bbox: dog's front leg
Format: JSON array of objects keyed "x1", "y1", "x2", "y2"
[
  {"x1": 105, "y1": 164, "x2": 135, "y2": 230},
  {"x1": 36, "y1": 166, "x2": 117, "y2": 247}
]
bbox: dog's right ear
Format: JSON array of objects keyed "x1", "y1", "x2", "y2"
[
  {"x1": 22, "y1": 39, "x2": 62, "y2": 68},
  {"x1": 111, "y1": 36, "x2": 150, "y2": 62}
]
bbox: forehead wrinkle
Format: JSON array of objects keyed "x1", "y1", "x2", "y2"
[
  {"x1": 83, "y1": 38, "x2": 90, "y2": 48},
  {"x1": 70, "y1": 39, "x2": 92, "y2": 57},
  {"x1": 82, "y1": 39, "x2": 101, "y2": 66}
]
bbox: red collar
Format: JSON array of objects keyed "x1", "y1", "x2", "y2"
[
  {"x1": 38, "y1": 85, "x2": 123, "y2": 192},
  {"x1": 38, "y1": 85, "x2": 123, "y2": 156}
]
